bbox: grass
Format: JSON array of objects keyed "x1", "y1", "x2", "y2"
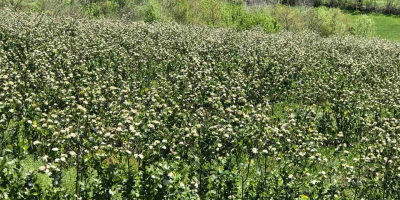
[
  {"x1": 20, "y1": 156, "x2": 52, "y2": 189},
  {"x1": 21, "y1": 156, "x2": 77, "y2": 195},
  {"x1": 346, "y1": 11, "x2": 400, "y2": 40},
  {"x1": 371, "y1": 14, "x2": 400, "y2": 40}
]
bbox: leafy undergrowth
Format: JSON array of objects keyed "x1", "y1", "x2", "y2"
[{"x1": 1, "y1": 9, "x2": 400, "y2": 199}]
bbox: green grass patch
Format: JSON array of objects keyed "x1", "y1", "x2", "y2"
[
  {"x1": 20, "y1": 156, "x2": 52, "y2": 189},
  {"x1": 20, "y1": 156, "x2": 77, "y2": 194},
  {"x1": 346, "y1": 11, "x2": 400, "y2": 40}
]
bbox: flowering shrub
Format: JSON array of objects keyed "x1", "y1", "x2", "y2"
[{"x1": 1, "y1": 9, "x2": 400, "y2": 199}]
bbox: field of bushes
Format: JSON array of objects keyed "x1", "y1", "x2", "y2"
[{"x1": 2, "y1": 9, "x2": 400, "y2": 199}]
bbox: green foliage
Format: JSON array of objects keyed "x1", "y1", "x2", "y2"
[
  {"x1": 200, "y1": 0, "x2": 224, "y2": 26},
  {"x1": 2, "y1": 9, "x2": 400, "y2": 199},
  {"x1": 82, "y1": 0, "x2": 121, "y2": 17},
  {"x1": 83, "y1": 2, "x2": 101, "y2": 17},
  {"x1": 221, "y1": 0, "x2": 245, "y2": 26},
  {"x1": 313, "y1": 7, "x2": 350, "y2": 36},
  {"x1": 140, "y1": 0, "x2": 163, "y2": 22},
  {"x1": 347, "y1": 12, "x2": 399, "y2": 40},
  {"x1": 0, "y1": 0, "x2": 386, "y2": 38},
  {"x1": 162, "y1": 0, "x2": 191, "y2": 23},
  {"x1": 272, "y1": 4, "x2": 302, "y2": 32},
  {"x1": 237, "y1": 8, "x2": 281, "y2": 32},
  {"x1": 351, "y1": 14, "x2": 376, "y2": 36},
  {"x1": 0, "y1": 157, "x2": 44, "y2": 199}
]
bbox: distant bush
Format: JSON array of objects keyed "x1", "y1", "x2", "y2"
[
  {"x1": 200, "y1": 0, "x2": 224, "y2": 26},
  {"x1": 351, "y1": 14, "x2": 376, "y2": 36},
  {"x1": 81, "y1": 0, "x2": 124, "y2": 17},
  {"x1": 303, "y1": 6, "x2": 352, "y2": 36},
  {"x1": 236, "y1": 9, "x2": 280, "y2": 32},
  {"x1": 146, "y1": 0, "x2": 164, "y2": 22},
  {"x1": 315, "y1": 7, "x2": 349, "y2": 36},
  {"x1": 272, "y1": 4, "x2": 302, "y2": 32},
  {"x1": 162, "y1": 0, "x2": 192, "y2": 23},
  {"x1": 221, "y1": 0, "x2": 246, "y2": 26}
]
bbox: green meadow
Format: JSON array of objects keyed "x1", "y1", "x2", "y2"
[{"x1": 347, "y1": 12, "x2": 400, "y2": 40}]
